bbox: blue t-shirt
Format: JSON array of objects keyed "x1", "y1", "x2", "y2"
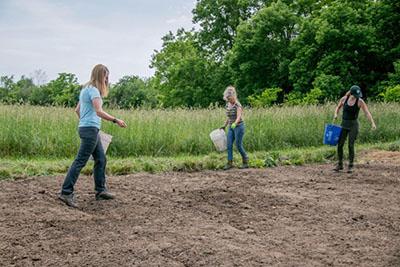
[{"x1": 78, "y1": 86, "x2": 102, "y2": 129}]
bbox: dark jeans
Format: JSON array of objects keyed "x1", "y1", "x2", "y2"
[
  {"x1": 337, "y1": 122, "x2": 359, "y2": 166},
  {"x1": 227, "y1": 123, "x2": 248, "y2": 161},
  {"x1": 61, "y1": 127, "x2": 107, "y2": 195}
]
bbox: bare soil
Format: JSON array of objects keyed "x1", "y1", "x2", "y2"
[{"x1": 1, "y1": 151, "x2": 400, "y2": 267}]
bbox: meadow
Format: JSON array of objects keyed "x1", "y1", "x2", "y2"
[{"x1": 1, "y1": 103, "x2": 400, "y2": 158}]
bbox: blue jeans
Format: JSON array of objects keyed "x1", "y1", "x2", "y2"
[
  {"x1": 61, "y1": 127, "x2": 107, "y2": 195},
  {"x1": 227, "y1": 123, "x2": 248, "y2": 161}
]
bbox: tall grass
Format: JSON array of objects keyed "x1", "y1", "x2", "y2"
[{"x1": 0, "y1": 103, "x2": 399, "y2": 158}]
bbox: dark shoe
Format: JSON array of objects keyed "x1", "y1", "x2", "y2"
[
  {"x1": 333, "y1": 164, "x2": 343, "y2": 172},
  {"x1": 58, "y1": 193, "x2": 78, "y2": 208},
  {"x1": 239, "y1": 158, "x2": 249, "y2": 169},
  {"x1": 223, "y1": 161, "x2": 233, "y2": 170},
  {"x1": 347, "y1": 164, "x2": 354, "y2": 173},
  {"x1": 95, "y1": 191, "x2": 115, "y2": 200}
]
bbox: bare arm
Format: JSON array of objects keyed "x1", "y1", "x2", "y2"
[
  {"x1": 221, "y1": 118, "x2": 229, "y2": 128},
  {"x1": 75, "y1": 102, "x2": 80, "y2": 118},
  {"x1": 334, "y1": 97, "x2": 346, "y2": 120},
  {"x1": 359, "y1": 99, "x2": 376, "y2": 129},
  {"x1": 235, "y1": 107, "x2": 243, "y2": 124},
  {"x1": 92, "y1": 98, "x2": 127, "y2": 128}
]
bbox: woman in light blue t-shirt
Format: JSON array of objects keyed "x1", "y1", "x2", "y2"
[{"x1": 59, "y1": 64, "x2": 127, "y2": 208}]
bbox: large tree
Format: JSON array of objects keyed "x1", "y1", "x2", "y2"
[
  {"x1": 193, "y1": 0, "x2": 268, "y2": 60},
  {"x1": 289, "y1": 0, "x2": 397, "y2": 99},
  {"x1": 227, "y1": 1, "x2": 298, "y2": 99},
  {"x1": 151, "y1": 30, "x2": 227, "y2": 107}
]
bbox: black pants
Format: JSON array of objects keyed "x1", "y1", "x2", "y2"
[{"x1": 337, "y1": 122, "x2": 359, "y2": 166}]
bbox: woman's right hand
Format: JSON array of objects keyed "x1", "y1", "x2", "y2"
[{"x1": 116, "y1": 119, "x2": 127, "y2": 128}]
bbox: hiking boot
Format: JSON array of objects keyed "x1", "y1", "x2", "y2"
[
  {"x1": 95, "y1": 191, "x2": 115, "y2": 200},
  {"x1": 223, "y1": 161, "x2": 233, "y2": 170},
  {"x1": 58, "y1": 193, "x2": 78, "y2": 208},
  {"x1": 333, "y1": 164, "x2": 343, "y2": 172},
  {"x1": 239, "y1": 158, "x2": 249, "y2": 169}
]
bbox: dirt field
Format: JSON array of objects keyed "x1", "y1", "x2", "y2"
[{"x1": 1, "y1": 151, "x2": 400, "y2": 267}]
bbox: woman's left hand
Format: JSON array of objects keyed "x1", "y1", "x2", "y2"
[{"x1": 116, "y1": 119, "x2": 127, "y2": 128}]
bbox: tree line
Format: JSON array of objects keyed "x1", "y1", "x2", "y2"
[{"x1": 1, "y1": 0, "x2": 400, "y2": 108}]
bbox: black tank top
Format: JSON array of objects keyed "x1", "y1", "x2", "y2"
[{"x1": 342, "y1": 96, "x2": 360, "y2": 120}]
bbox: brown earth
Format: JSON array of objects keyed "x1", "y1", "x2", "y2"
[{"x1": 1, "y1": 151, "x2": 400, "y2": 267}]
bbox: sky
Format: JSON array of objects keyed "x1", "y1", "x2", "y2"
[{"x1": 0, "y1": 0, "x2": 196, "y2": 83}]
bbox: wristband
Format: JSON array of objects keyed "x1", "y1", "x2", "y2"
[{"x1": 112, "y1": 118, "x2": 117, "y2": 123}]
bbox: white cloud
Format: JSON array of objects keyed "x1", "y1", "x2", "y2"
[{"x1": 0, "y1": 0, "x2": 195, "y2": 83}]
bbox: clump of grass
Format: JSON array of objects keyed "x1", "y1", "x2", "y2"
[
  {"x1": 1, "y1": 143, "x2": 395, "y2": 181},
  {"x1": 388, "y1": 140, "x2": 400, "y2": 151}
]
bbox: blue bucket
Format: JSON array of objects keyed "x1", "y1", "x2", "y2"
[{"x1": 323, "y1": 124, "x2": 342, "y2": 146}]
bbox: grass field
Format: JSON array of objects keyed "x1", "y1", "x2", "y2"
[{"x1": 1, "y1": 103, "x2": 400, "y2": 158}]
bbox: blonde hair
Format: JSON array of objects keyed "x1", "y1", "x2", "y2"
[
  {"x1": 85, "y1": 64, "x2": 109, "y2": 97},
  {"x1": 223, "y1": 85, "x2": 237, "y2": 101}
]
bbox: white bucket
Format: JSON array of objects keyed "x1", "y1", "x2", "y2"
[
  {"x1": 90, "y1": 130, "x2": 113, "y2": 160},
  {"x1": 209, "y1": 129, "x2": 227, "y2": 152}
]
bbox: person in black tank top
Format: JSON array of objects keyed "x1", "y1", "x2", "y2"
[{"x1": 333, "y1": 85, "x2": 376, "y2": 173}]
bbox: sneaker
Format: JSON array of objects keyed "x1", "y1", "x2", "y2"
[
  {"x1": 333, "y1": 164, "x2": 343, "y2": 172},
  {"x1": 58, "y1": 193, "x2": 78, "y2": 208},
  {"x1": 95, "y1": 191, "x2": 115, "y2": 200}
]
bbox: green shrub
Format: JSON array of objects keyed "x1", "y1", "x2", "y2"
[
  {"x1": 247, "y1": 88, "x2": 282, "y2": 107},
  {"x1": 312, "y1": 74, "x2": 343, "y2": 101},
  {"x1": 382, "y1": 85, "x2": 400, "y2": 102}
]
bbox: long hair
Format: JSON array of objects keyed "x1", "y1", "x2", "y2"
[
  {"x1": 223, "y1": 85, "x2": 237, "y2": 101},
  {"x1": 85, "y1": 64, "x2": 109, "y2": 97}
]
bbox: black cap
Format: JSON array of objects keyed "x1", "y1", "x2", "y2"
[{"x1": 350, "y1": 85, "x2": 362, "y2": 98}]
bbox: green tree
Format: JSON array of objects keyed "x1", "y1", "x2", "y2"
[
  {"x1": 29, "y1": 85, "x2": 54, "y2": 106},
  {"x1": 289, "y1": 0, "x2": 396, "y2": 99},
  {"x1": 108, "y1": 75, "x2": 158, "y2": 109},
  {"x1": 151, "y1": 30, "x2": 223, "y2": 107},
  {"x1": 29, "y1": 73, "x2": 80, "y2": 107},
  {"x1": 13, "y1": 76, "x2": 36, "y2": 103},
  {"x1": 0, "y1": 76, "x2": 16, "y2": 103},
  {"x1": 373, "y1": 0, "x2": 400, "y2": 74},
  {"x1": 193, "y1": 0, "x2": 268, "y2": 59},
  {"x1": 312, "y1": 73, "x2": 343, "y2": 101},
  {"x1": 227, "y1": 1, "x2": 298, "y2": 100},
  {"x1": 51, "y1": 73, "x2": 81, "y2": 107},
  {"x1": 0, "y1": 75, "x2": 36, "y2": 104}
]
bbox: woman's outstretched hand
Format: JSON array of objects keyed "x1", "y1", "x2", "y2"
[{"x1": 116, "y1": 119, "x2": 127, "y2": 128}]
